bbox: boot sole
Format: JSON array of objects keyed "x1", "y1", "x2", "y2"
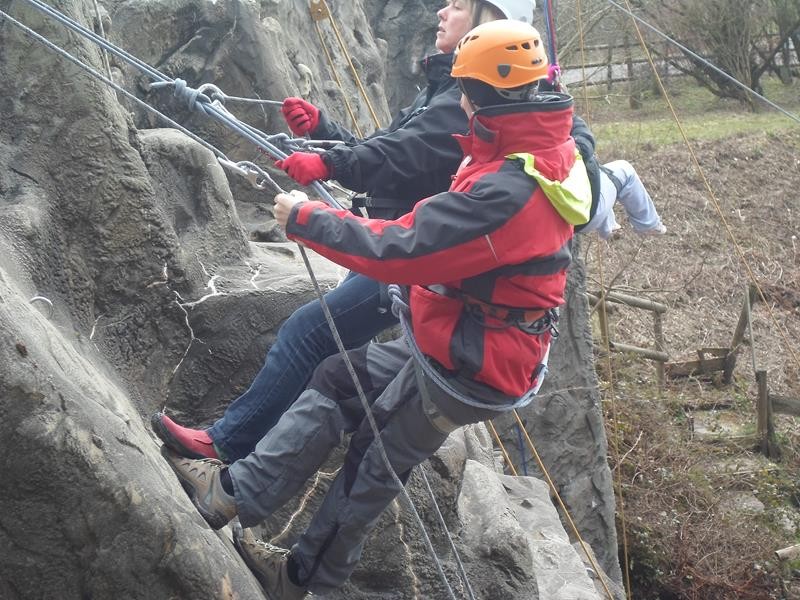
[
  {"x1": 160, "y1": 445, "x2": 231, "y2": 530},
  {"x1": 151, "y1": 412, "x2": 218, "y2": 461}
]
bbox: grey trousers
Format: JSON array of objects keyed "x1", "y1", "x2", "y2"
[{"x1": 228, "y1": 337, "x2": 510, "y2": 595}]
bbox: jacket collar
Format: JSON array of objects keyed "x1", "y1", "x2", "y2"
[
  {"x1": 420, "y1": 52, "x2": 454, "y2": 86},
  {"x1": 454, "y1": 94, "x2": 575, "y2": 163}
]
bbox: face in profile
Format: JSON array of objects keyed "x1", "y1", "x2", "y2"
[{"x1": 435, "y1": 0, "x2": 474, "y2": 53}]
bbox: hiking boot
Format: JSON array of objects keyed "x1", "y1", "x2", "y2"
[
  {"x1": 160, "y1": 446, "x2": 237, "y2": 529},
  {"x1": 151, "y1": 412, "x2": 221, "y2": 461},
  {"x1": 233, "y1": 524, "x2": 309, "y2": 599}
]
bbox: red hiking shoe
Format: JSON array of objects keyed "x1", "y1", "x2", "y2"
[{"x1": 151, "y1": 412, "x2": 221, "y2": 461}]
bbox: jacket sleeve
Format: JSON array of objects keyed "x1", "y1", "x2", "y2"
[
  {"x1": 570, "y1": 114, "x2": 602, "y2": 210},
  {"x1": 319, "y1": 90, "x2": 467, "y2": 195},
  {"x1": 312, "y1": 111, "x2": 360, "y2": 145},
  {"x1": 312, "y1": 101, "x2": 417, "y2": 145},
  {"x1": 284, "y1": 168, "x2": 562, "y2": 286}
]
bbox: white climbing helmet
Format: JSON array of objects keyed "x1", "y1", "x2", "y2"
[{"x1": 484, "y1": 0, "x2": 536, "y2": 23}]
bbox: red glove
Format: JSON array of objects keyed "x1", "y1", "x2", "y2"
[
  {"x1": 275, "y1": 152, "x2": 330, "y2": 186},
  {"x1": 281, "y1": 97, "x2": 320, "y2": 136}
]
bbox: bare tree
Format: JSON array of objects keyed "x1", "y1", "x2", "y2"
[
  {"x1": 769, "y1": 0, "x2": 800, "y2": 83},
  {"x1": 639, "y1": 0, "x2": 799, "y2": 107}
]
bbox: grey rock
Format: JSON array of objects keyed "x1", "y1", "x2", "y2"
[{"x1": 0, "y1": 0, "x2": 621, "y2": 597}]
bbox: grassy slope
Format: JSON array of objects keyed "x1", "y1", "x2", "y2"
[{"x1": 578, "y1": 75, "x2": 800, "y2": 599}]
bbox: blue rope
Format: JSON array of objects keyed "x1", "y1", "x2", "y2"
[{"x1": 542, "y1": 0, "x2": 558, "y2": 66}]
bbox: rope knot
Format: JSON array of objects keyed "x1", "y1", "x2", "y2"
[
  {"x1": 387, "y1": 284, "x2": 408, "y2": 319},
  {"x1": 171, "y1": 78, "x2": 209, "y2": 112},
  {"x1": 547, "y1": 64, "x2": 561, "y2": 85}
]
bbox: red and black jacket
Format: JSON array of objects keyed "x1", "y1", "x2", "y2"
[{"x1": 287, "y1": 96, "x2": 585, "y2": 396}]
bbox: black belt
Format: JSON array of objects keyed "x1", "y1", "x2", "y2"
[
  {"x1": 426, "y1": 284, "x2": 559, "y2": 336},
  {"x1": 351, "y1": 196, "x2": 410, "y2": 210}
]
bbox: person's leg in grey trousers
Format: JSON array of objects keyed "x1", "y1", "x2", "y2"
[{"x1": 228, "y1": 336, "x2": 507, "y2": 595}]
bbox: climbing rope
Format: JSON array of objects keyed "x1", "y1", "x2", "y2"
[
  {"x1": 418, "y1": 465, "x2": 477, "y2": 600},
  {"x1": 485, "y1": 420, "x2": 519, "y2": 475},
  {"x1": 2, "y1": 5, "x2": 471, "y2": 596},
  {"x1": 309, "y1": 0, "x2": 382, "y2": 131},
  {"x1": 13, "y1": 0, "x2": 343, "y2": 210},
  {"x1": 90, "y1": 0, "x2": 114, "y2": 101},
  {"x1": 542, "y1": 0, "x2": 559, "y2": 68},
  {"x1": 608, "y1": 0, "x2": 800, "y2": 382}
]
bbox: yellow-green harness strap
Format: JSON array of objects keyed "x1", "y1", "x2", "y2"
[{"x1": 507, "y1": 150, "x2": 592, "y2": 226}]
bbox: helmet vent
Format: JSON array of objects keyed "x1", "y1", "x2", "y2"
[
  {"x1": 522, "y1": 42, "x2": 531, "y2": 49},
  {"x1": 506, "y1": 45, "x2": 518, "y2": 51}
]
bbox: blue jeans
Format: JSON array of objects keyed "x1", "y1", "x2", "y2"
[{"x1": 208, "y1": 272, "x2": 398, "y2": 462}]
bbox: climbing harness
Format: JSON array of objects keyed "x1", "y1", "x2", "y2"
[
  {"x1": 425, "y1": 284, "x2": 559, "y2": 336},
  {"x1": 1, "y1": 7, "x2": 613, "y2": 594},
  {"x1": 388, "y1": 285, "x2": 551, "y2": 411}
]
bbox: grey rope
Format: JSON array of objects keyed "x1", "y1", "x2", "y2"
[
  {"x1": 414, "y1": 392, "x2": 477, "y2": 600},
  {"x1": 16, "y1": 0, "x2": 344, "y2": 209},
  {"x1": 8, "y1": 4, "x2": 469, "y2": 593},
  {"x1": 151, "y1": 79, "x2": 344, "y2": 210},
  {"x1": 604, "y1": 0, "x2": 800, "y2": 124},
  {"x1": 0, "y1": 8, "x2": 227, "y2": 161},
  {"x1": 297, "y1": 250, "x2": 460, "y2": 600},
  {"x1": 244, "y1": 168, "x2": 461, "y2": 598},
  {"x1": 388, "y1": 285, "x2": 547, "y2": 411}
]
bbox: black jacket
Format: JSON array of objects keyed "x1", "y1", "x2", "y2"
[
  {"x1": 570, "y1": 114, "x2": 602, "y2": 231},
  {"x1": 314, "y1": 53, "x2": 466, "y2": 219},
  {"x1": 314, "y1": 53, "x2": 601, "y2": 222}
]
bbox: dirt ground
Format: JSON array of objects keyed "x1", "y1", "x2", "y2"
[
  {"x1": 586, "y1": 128, "x2": 800, "y2": 394},
  {"x1": 584, "y1": 128, "x2": 800, "y2": 598}
]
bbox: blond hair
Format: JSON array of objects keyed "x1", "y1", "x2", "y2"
[{"x1": 462, "y1": 0, "x2": 504, "y2": 27}]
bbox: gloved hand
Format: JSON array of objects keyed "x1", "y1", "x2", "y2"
[
  {"x1": 275, "y1": 152, "x2": 330, "y2": 186},
  {"x1": 281, "y1": 97, "x2": 320, "y2": 136}
]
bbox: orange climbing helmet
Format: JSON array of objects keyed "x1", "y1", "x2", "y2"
[{"x1": 452, "y1": 20, "x2": 549, "y2": 103}]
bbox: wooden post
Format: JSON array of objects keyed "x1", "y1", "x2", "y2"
[
  {"x1": 624, "y1": 30, "x2": 641, "y2": 109},
  {"x1": 756, "y1": 371, "x2": 779, "y2": 459},
  {"x1": 606, "y1": 43, "x2": 614, "y2": 92},
  {"x1": 593, "y1": 290, "x2": 667, "y2": 313},
  {"x1": 776, "y1": 544, "x2": 800, "y2": 562},
  {"x1": 654, "y1": 312, "x2": 665, "y2": 388},
  {"x1": 609, "y1": 341, "x2": 669, "y2": 363},
  {"x1": 722, "y1": 285, "x2": 759, "y2": 384},
  {"x1": 756, "y1": 370, "x2": 768, "y2": 455},
  {"x1": 596, "y1": 293, "x2": 610, "y2": 349}
]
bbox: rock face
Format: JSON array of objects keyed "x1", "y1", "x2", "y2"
[{"x1": 0, "y1": 0, "x2": 620, "y2": 598}]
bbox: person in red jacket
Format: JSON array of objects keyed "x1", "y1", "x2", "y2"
[
  {"x1": 151, "y1": 0, "x2": 551, "y2": 465},
  {"x1": 161, "y1": 20, "x2": 591, "y2": 599}
]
